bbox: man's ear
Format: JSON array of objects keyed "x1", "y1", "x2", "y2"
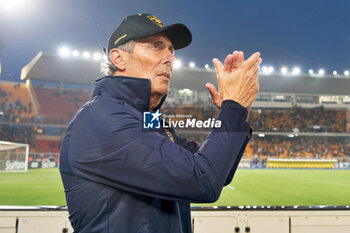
[{"x1": 109, "y1": 49, "x2": 127, "y2": 71}]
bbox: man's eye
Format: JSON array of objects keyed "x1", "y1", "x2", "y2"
[{"x1": 152, "y1": 44, "x2": 159, "y2": 49}]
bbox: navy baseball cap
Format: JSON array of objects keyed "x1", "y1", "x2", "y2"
[{"x1": 107, "y1": 13, "x2": 192, "y2": 53}]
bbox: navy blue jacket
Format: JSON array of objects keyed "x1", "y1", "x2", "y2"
[{"x1": 59, "y1": 76, "x2": 251, "y2": 233}]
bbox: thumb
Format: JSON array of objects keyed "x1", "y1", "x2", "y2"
[
  {"x1": 206, "y1": 83, "x2": 222, "y2": 109},
  {"x1": 205, "y1": 83, "x2": 218, "y2": 99},
  {"x1": 212, "y1": 58, "x2": 223, "y2": 76}
]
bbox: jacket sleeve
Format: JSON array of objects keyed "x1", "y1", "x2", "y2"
[
  {"x1": 224, "y1": 127, "x2": 252, "y2": 185},
  {"x1": 175, "y1": 136, "x2": 200, "y2": 154},
  {"x1": 63, "y1": 99, "x2": 250, "y2": 203},
  {"x1": 175, "y1": 107, "x2": 252, "y2": 186}
]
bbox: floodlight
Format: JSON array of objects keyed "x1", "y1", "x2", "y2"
[
  {"x1": 333, "y1": 70, "x2": 337, "y2": 75},
  {"x1": 292, "y1": 67, "x2": 301, "y2": 75},
  {"x1": 281, "y1": 67, "x2": 288, "y2": 74},
  {"x1": 3, "y1": 0, "x2": 26, "y2": 11},
  {"x1": 262, "y1": 66, "x2": 268, "y2": 73},
  {"x1": 308, "y1": 69, "x2": 313, "y2": 75},
  {"x1": 344, "y1": 70, "x2": 350, "y2": 76},
  {"x1": 59, "y1": 46, "x2": 70, "y2": 58},
  {"x1": 268, "y1": 66, "x2": 274, "y2": 73},
  {"x1": 5, "y1": 5, "x2": 13, "y2": 11},
  {"x1": 93, "y1": 53, "x2": 102, "y2": 60},
  {"x1": 205, "y1": 64, "x2": 209, "y2": 69},
  {"x1": 189, "y1": 62, "x2": 195, "y2": 68},
  {"x1": 318, "y1": 69, "x2": 325, "y2": 75},
  {"x1": 173, "y1": 60, "x2": 182, "y2": 69},
  {"x1": 72, "y1": 50, "x2": 79, "y2": 57},
  {"x1": 83, "y1": 51, "x2": 90, "y2": 59}
]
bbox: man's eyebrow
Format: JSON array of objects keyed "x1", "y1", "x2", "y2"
[
  {"x1": 152, "y1": 40, "x2": 165, "y2": 45},
  {"x1": 151, "y1": 40, "x2": 175, "y2": 52},
  {"x1": 138, "y1": 38, "x2": 174, "y2": 52}
]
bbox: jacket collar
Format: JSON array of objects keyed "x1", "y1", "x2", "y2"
[{"x1": 92, "y1": 76, "x2": 166, "y2": 112}]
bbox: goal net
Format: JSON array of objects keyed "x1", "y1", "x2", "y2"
[{"x1": 0, "y1": 141, "x2": 29, "y2": 172}]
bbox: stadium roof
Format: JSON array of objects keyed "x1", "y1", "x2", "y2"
[{"x1": 21, "y1": 52, "x2": 350, "y2": 95}]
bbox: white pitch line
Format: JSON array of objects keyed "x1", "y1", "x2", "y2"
[{"x1": 227, "y1": 185, "x2": 234, "y2": 190}]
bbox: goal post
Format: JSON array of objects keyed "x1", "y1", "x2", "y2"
[{"x1": 0, "y1": 141, "x2": 29, "y2": 172}]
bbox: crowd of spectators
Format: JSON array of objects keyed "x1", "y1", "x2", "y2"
[
  {"x1": 0, "y1": 124, "x2": 63, "y2": 153},
  {"x1": 178, "y1": 132, "x2": 350, "y2": 159},
  {"x1": 1, "y1": 83, "x2": 348, "y2": 133},
  {"x1": 0, "y1": 82, "x2": 349, "y2": 158},
  {"x1": 0, "y1": 125, "x2": 36, "y2": 150},
  {"x1": 249, "y1": 106, "x2": 347, "y2": 132},
  {"x1": 162, "y1": 104, "x2": 348, "y2": 133},
  {"x1": 0, "y1": 84, "x2": 34, "y2": 123},
  {"x1": 246, "y1": 136, "x2": 350, "y2": 158},
  {"x1": 1, "y1": 121, "x2": 348, "y2": 159},
  {"x1": 0, "y1": 99, "x2": 33, "y2": 122}
]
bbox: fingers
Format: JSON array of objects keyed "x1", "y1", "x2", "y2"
[
  {"x1": 212, "y1": 58, "x2": 223, "y2": 76},
  {"x1": 247, "y1": 57, "x2": 262, "y2": 78},
  {"x1": 243, "y1": 52, "x2": 261, "y2": 70},
  {"x1": 212, "y1": 58, "x2": 224, "y2": 89},
  {"x1": 206, "y1": 83, "x2": 222, "y2": 108},
  {"x1": 223, "y1": 54, "x2": 233, "y2": 73},
  {"x1": 216, "y1": 50, "x2": 247, "y2": 73},
  {"x1": 252, "y1": 64, "x2": 260, "y2": 82},
  {"x1": 232, "y1": 50, "x2": 243, "y2": 70},
  {"x1": 238, "y1": 51, "x2": 244, "y2": 61},
  {"x1": 205, "y1": 83, "x2": 219, "y2": 100}
]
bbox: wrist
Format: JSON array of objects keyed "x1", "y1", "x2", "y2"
[{"x1": 221, "y1": 100, "x2": 248, "y2": 120}]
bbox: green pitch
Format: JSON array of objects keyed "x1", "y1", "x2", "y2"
[
  {"x1": 0, "y1": 168, "x2": 66, "y2": 206},
  {"x1": 0, "y1": 168, "x2": 349, "y2": 206}
]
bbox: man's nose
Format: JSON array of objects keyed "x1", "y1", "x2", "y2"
[{"x1": 164, "y1": 49, "x2": 175, "y2": 65}]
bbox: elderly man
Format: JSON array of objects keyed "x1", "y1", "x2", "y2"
[{"x1": 59, "y1": 13, "x2": 261, "y2": 233}]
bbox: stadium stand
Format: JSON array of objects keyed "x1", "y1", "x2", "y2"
[
  {"x1": 0, "y1": 125, "x2": 36, "y2": 152},
  {"x1": 177, "y1": 132, "x2": 350, "y2": 159},
  {"x1": 0, "y1": 81, "x2": 349, "y2": 164},
  {"x1": 33, "y1": 86, "x2": 90, "y2": 123},
  {"x1": 0, "y1": 53, "x2": 349, "y2": 165},
  {"x1": 249, "y1": 106, "x2": 347, "y2": 132},
  {"x1": 246, "y1": 136, "x2": 350, "y2": 158},
  {"x1": 162, "y1": 104, "x2": 348, "y2": 132},
  {"x1": 35, "y1": 139, "x2": 61, "y2": 153},
  {"x1": 0, "y1": 81, "x2": 36, "y2": 123}
]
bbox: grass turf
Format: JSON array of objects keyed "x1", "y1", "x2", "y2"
[
  {"x1": 0, "y1": 168, "x2": 349, "y2": 206},
  {"x1": 0, "y1": 168, "x2": 66, "y2": 206}
]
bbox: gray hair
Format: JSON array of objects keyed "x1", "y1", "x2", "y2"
[{"x1": 100, "y1": 40, "x2": 136, "y2": 76}]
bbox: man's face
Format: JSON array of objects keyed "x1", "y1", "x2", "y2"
[{"x1": 124, "y1": 33, "x2": 175, "y2": 97}]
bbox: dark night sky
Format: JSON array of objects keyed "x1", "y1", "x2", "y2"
[{"x1": 1, "y1": 0, "x2": 350, "y2": 81}]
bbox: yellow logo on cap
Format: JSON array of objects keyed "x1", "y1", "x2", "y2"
[
  {"x1": 114, "y1": 34, "x2": 127, "y2": 45},
  {"x1": 147, "y1": 15, "x2": 164, "y2": 28}
]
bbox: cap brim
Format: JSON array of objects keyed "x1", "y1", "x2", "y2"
[
  {"x1": 127, "y1": 23, "x2": 192, "y2": 50},
  {"x1": 161, "y1": 23, "x2": 192, "y2": 50}
]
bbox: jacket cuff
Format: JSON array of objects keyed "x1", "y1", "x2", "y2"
[{"x1": 221, "y1": 100, "x2": 248, "y2": 120}]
